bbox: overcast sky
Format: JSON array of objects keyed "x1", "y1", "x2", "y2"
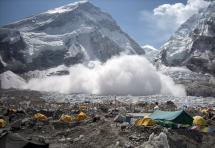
[{"x1": 0, "y1": 0, "x2": 210, "y2": 48}]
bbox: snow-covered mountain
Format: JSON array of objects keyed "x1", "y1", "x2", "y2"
[
  {"x1": 141, "y1": 45, "x2": 159, "y2": 63},
  {"x1": 159, "y1": 2, "x2": 215, "y2": 76},
  {"x1": 0, "y1": 1, "x2": 144, "y2": 73}
]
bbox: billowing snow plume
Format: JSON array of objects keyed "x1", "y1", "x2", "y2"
[
  {"x1": 0, "y1": 71, "x2": 26, "y2": 89},
  {"x1": 23, "y1": 55, "x2": 186, "y2": 96}
]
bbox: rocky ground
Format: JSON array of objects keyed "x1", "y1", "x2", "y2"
[{"x1": 0, "y1": 89, "x2": 215, "y2": 148}]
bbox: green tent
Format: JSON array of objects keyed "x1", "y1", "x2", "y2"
[{"x1": 150, "y1": 110, "x2": 193, "y2": 125}]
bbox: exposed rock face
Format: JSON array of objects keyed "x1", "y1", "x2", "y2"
[
  {"x1": 0, "y1": 1, "x2": 144, "y2": 73},
  {"x1": 0, "y1": 28, "x2": 27, "y2": 73},
  {"x1": 159, "y1": 2, "x2": 215, "y2": 76}
]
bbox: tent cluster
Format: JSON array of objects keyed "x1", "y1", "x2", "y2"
[
  {"x1": 0, "y1": 103, "x2": 96, "y2": 148},
  {"x1": 131, "y1": 110, "x2": 213, "y2": 132},
  {"x1": 32, "y1": 111, "x2": 87, "y2": 123},
  {"x1": 0, "y1": 108, "x2": 19, "y2": 128},
  {"x1": 0, "y1": 110, "x2": 88, "y2": 130},
  {"x1": 113, "y1": 109, "x2": 213, "y2": 132},
  {"x1": 59, "y1": 112, "x2": 87, "y2": 123},
  {"x1": 133, "y1": 110, "x2": 193, "y2": 127}
]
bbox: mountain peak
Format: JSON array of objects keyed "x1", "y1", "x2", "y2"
[
  {"x1": 3, "y1": 0, "x2": 114, "y2": 33},
  {"x1": 45, "y1": 0, "x2": 89, "y2": 14},
  {"x1": 141, "y1": 45, "x2": 159, "y2": 63},
  {"x1": 0, "y1": 1, "x2": 144, "y2": 73},
  {"x1": 142, "y1": 45, "x2": 158, "y2": 51}
]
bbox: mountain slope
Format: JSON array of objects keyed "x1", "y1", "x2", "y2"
[
  {"x1": 0, "y1": 1, "x2": 144, "y2": 73},
  {"x1": 159, "y1": 2, "x2": 215, "y2": 76},
  {"x1": 142, "y1": 45, "x2": 159, "y2": 63}
]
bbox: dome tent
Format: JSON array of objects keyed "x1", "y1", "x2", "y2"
[
  {"x1": 59, "y1": 114, "x2": 74, "y2": 123},
  {"x1": 193, "y1": 116, "x2": 206, "y2": 126},
  {"x1": 135, "y1": 117, "x2": 156, "y2": 126},
  {"x1": 33, "y1": 113, "x2": 48, "y2": 122},
  {"x1": 77, "y1": 112, "x2": 87, "y2": 121},
  {"x1": 150, "y1": 110, "x2": 193, "y2": 125}
]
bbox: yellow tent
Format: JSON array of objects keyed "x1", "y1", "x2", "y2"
[
  {"x1": 33, "y1": 113, "x2": 48, "y2": 122},
  {"x1": 80, "y1": 105, "x2": 87, "y2": 111},
  {"x1": 193, "y1": 116, "x2": 206, "y2": 126},
  {"x1": 201, "y1": 108, "x2": 213, "y2": 115},
  {"x1": 0, "y1": 119, "x2": 6, "y2": 128},
  {"x1": 9, "y1": 108, "x2": 17, "y2": 113},
  {"x1": 77, "y1": 112, "x2": 87, "y2": 121},
  {"x1": 59, "y1": 114, "x2": 73, "y2": 123},
  {"x1": 135, "y1": 117, "x2": 156, "y2": 126},
  {"x1": 201, "y1": 127, "x2": 209, "y2": 133}
]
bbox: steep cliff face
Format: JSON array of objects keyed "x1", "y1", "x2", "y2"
[
  {"x1": 0, "y1": 28, "x2": 27, "y2": 73},
  {"x1": 160, "y1": 2, "x2": 215, "y2": 76},
  {"x1": 0, "y1": 1, "x2": 144, "y2": 73}
]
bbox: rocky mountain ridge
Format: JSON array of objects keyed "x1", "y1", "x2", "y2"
[{"x1": 159, "y1": 2, "x2": 215, "y2": 76}]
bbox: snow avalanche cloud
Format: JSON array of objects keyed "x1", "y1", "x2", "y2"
[{"x1": 23, "y1": 55, "x2": 186, "y2": 96}]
